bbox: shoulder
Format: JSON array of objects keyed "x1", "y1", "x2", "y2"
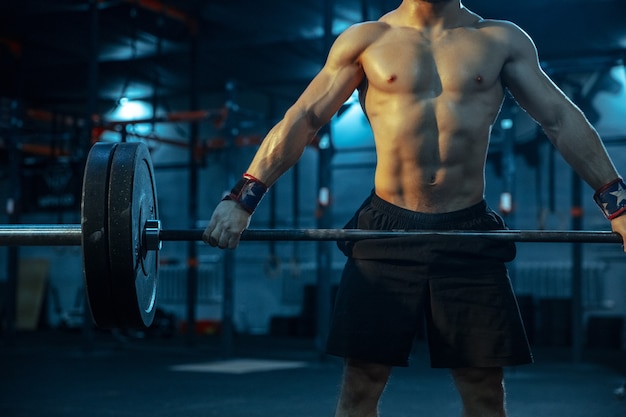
[
  {"x1": 475, "y1": 19, "x2": 537, "y2": 49},
  {"x1": 473, "y1": 18, "x2": 539, "y2": 62},
  {"x1": 327, "y1": 21, "x2": 391, "y2": 64},
  {"x1": 334, "y1": 21, "x2": 391, "y2": 49}
]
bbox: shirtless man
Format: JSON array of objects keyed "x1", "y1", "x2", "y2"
[{"x1": 204, "y1": 1, "x2": 626, "y2": 416}]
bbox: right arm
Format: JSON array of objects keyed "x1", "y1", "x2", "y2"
[
  {"x1": 245, "y1": 24, "x2": 375, "y2": 186},
  {"x1": 204, "y1": 23, "x2": 383, "y2": 249}
]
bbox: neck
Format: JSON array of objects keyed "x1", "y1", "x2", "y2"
[{"x1": 398, "y1": 0, "x2": 463, "y2": 28}]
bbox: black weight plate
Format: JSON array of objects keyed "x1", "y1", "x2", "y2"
[
  {"x1": 108, "y1": 142, "x2": 159, "y2": 328},
  {"x1": 81, "y1": 142, "x2": 118, "y2": 328}
]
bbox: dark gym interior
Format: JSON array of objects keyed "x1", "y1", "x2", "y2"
[{"x1": 1, "y1": 1, "x2": 626, "y2": 416}]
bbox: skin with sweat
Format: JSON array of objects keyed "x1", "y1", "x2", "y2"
[{"x1": 204, "y1": 0, "x2": 626, "y2": 249}]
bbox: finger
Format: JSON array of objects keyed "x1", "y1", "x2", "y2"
[
  {"x1": 227, "y1": 233, "x2": 240, "y2": 249},
  {"x1": 202, "y1": 218, "x2": 217, "y2": 245},
  {"x1": 202, "y1": 228, "x2": 214, "y2": 245},
  {"x1": 206, "y1": 228, "x2": 220, "y2": 247},
  {"x1": 217, "y1": 231, "x2": 231, "y2": 249},
  {"x1": 615, "y1": 230, "x2": 626, "y2": 252}
]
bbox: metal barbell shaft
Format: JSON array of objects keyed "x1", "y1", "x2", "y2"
[
  {"x1": 159, "y1": 228, "x2": 623, "y2": 243},
  {"x1": 0, "y1": 224, "x2": 622, "y2": 247}
]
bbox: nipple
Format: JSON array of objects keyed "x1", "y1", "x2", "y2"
[
  {"x1": 475, "y1": 75, "x2": 483, "y2": 83},
  {"x1": 387, "y1": 74, "x2": 397, "y2": 83}
]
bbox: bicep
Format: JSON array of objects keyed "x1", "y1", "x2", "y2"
[
  {"x1": 288, "y1": 22, "x2": 384, "y2": 130},
  {"x1": 292, "y1": 62, "x2": 364, "y2": 129},
  {"x1": 501, "y1": 28, "x2": 572, "y2": 131}
]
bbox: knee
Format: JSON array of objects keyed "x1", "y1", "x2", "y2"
[
  {"x1": 451, "y1": 367, "x2": 505, "y2": 414},
  {"x1": 338, "y1": 359, "x2": 391, "y2": 409},
  {"x1": 347, "y1": 357, "x2": 389, "y2": 375}
]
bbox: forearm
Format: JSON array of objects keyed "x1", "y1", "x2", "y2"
[
  {"x1": 219, "y1": 109, "x2": 319, "y2": 216},
  {"x1": 544, "y1": 107, "x2": 620, "y2": 190},
  {"x1": 245, "y1": 108, "x2": 320, "y2": 187}
]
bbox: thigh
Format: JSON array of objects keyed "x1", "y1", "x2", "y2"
[
  {"x1": 326, "y1": 258, "x2": 428, "y2": 367},
  {"x1": 426, "y1": 271, "x2": 533, "y2": 369}
]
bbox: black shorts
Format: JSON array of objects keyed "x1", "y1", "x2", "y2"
[{"x1": 326, "y1": 192, "x2": 533, "y2": 368}]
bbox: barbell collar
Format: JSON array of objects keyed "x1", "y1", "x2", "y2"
[{"x1": 144, "y1": 219, "x2": 163, "y2": 251}]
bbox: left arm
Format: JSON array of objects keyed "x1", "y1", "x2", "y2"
[
  {"x1": 500, "y1": 23, "x2": 618, "y2": 189},
  {"x1": 499, "y1": 22, "x2": 626, "y2": 246}
]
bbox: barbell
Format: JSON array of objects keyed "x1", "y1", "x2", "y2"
[{"x1": 0, "y1": 142, "x2": 622, "y2": 329}]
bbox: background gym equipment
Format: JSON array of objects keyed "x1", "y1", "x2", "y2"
[{"x1": 0, "y1": 142, "x2": 622, "y2": 329}]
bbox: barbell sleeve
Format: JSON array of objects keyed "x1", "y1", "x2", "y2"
[{"x1": 0, "y1": 224, "x2": 82, "y2": 246}]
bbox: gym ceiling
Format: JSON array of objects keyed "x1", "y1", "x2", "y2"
[{"x1": 0, "y1": 0, "x2": 624, "y2": 134}]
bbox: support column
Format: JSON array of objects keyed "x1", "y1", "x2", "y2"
[
  {"x1": 315, "y1": 0, "x2": 336, "y2": 357},
  {"x1": 316, "y1": 129, "x2": 335, "y2": 356},
  {"x1": 5, "y1": 100, "x2": 21, "y2": 347},
  {"x1": 82, "y1": 0, "x2": 100, "y2": 350},
  {"x1": 221, "y1": 80, "x2": 239, "y2": 358},
  {"x1": 571, "y1": 173, "x2": 584, "y2": 363},
  {"x1": 186, "y1": 30, "x2": 200, "y2": 347},
  {"x1": 499, "y1": 103, "x2": 516, "y2": 225}
]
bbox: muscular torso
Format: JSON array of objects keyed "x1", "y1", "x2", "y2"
[
  {"x1": 207, "y1": 5, "x2": 626, "y2": 250},
  {"x1": 358, "y1": 15, "x2": 509, "y2": 213}
]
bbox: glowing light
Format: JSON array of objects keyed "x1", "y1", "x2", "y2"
[
  {"x1": 499, "y1": 192, "x2": 513, "y2": 214},
  {"x1": 108, "y1": 100, "x2": 152, "y2": 121},
  {"x1": 318, "y1": 187, "x2": 330, "y2": 206},
  {"x1": 500, "y1": 119, "x2": 514, "y2": 130},
  {"x1": 98, "y1": 99, "x2": 154, "y2": 142},
  {"x1": 318, "y1": 134, "x2": 331, "y2": 149},
  {"x1": 332, "y1": 92, "x2": 374, "y2": 149}
]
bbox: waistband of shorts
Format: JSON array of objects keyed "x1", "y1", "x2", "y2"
[{"x1": 370, "y1": 192, "x2": 489, "y2": 226}]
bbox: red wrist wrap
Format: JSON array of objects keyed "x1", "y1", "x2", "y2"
[
  {"x1": 222, "y1": 173, "x2": 268, "y2": 214},
  {"x1": 594, "y1": 178, "x2": 626, "y2": 220}
]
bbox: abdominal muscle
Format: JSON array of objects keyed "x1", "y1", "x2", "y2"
[
  {"x1": 350, "y1": 17, "x2": 509, "y2": 214},
  {"x1": 367, "y1": 94, "x2": 493, "y2": 214}
]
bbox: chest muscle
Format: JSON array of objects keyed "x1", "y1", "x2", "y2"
[{"x1": 361, "y1": 29, "x2": 503, "y2": 97}]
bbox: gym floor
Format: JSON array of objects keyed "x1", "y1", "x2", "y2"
[{"x1": 2, "y1": 331, "x2": 626, "y2": 417}]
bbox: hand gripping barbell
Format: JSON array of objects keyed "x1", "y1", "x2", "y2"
[{"x1": 0, "y1": 142, "x2": 621, "y2": 329}]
